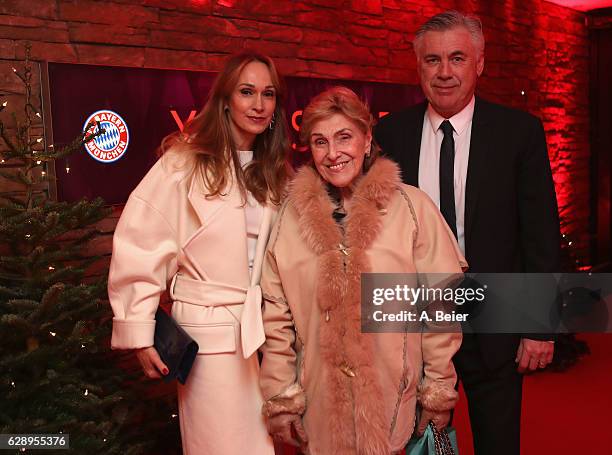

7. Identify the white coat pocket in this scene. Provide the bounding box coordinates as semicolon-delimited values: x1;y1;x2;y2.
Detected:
179;323;237;354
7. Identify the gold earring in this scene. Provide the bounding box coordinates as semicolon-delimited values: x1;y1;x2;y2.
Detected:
269;112;276;130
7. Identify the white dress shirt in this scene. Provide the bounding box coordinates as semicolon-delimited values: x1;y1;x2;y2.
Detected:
418;96;475;254
238;150;264;274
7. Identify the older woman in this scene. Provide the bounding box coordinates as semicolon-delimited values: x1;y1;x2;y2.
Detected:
259;86;466;454
108;53;291;454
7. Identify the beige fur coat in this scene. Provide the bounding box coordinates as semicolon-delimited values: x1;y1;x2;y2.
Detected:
259;158;466;454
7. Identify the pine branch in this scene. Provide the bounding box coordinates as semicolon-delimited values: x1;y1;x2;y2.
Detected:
35;283;65;321
3;298;38;312
0;285;23;300
0;193;27;208
0;122;20;156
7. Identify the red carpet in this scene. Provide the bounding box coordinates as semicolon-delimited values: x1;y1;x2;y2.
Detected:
453;334;612;454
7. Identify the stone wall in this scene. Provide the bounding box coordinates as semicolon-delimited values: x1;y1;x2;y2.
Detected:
0;0;591;262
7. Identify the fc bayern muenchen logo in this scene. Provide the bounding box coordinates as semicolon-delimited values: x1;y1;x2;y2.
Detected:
83;110;129;163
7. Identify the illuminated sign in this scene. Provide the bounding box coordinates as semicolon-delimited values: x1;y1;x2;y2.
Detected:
170;109;389;151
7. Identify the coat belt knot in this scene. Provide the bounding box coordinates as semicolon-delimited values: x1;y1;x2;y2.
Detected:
170;274;265;359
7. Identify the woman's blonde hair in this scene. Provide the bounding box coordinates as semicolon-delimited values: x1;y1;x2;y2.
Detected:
299;86;380;165
160;52;290;204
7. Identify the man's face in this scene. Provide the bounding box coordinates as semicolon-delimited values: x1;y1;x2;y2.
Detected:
416;26;484;118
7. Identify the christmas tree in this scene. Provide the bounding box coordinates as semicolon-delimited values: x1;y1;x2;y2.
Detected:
0;45;181;454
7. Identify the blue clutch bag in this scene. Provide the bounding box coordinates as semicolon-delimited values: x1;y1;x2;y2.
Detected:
406;423;458;455
154;308;199;384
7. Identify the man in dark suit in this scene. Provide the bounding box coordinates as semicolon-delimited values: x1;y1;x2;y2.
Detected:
375;10;560;455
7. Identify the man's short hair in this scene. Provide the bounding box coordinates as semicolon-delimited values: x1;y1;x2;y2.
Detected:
413;10;485;56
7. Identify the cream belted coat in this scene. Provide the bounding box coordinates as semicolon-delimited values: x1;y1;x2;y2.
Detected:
108;151;275;455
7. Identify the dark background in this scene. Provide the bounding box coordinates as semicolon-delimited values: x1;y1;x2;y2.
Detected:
48;62;422;205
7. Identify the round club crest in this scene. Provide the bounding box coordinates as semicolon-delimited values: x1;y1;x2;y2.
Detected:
82;110;130;163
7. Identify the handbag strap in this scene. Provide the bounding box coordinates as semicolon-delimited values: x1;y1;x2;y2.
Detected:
430;422;455;455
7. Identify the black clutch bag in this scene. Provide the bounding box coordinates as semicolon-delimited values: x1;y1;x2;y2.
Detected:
154;308;199;384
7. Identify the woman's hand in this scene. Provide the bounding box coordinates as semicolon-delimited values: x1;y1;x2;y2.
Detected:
266;412;308;448
134;346;169;379
416;408;451;436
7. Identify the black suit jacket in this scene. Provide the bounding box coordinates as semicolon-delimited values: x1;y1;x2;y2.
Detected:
375;98;561;366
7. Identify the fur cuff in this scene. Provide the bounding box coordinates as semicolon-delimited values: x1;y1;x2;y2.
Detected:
262;383;306;417
417;382;458;412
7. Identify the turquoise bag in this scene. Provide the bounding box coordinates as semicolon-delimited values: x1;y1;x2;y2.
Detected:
405;423;458;455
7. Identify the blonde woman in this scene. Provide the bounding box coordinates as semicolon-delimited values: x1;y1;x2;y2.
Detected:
259;87;465;454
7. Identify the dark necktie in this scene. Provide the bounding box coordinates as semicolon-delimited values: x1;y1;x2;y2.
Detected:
439;120;457;239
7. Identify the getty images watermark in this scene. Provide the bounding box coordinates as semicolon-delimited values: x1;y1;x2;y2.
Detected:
371;281;485;323
361;273;471;332
361;273;612;333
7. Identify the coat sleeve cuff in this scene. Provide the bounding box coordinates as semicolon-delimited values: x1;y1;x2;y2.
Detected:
262;383;306;417
111;318;156;349
417;381;459;412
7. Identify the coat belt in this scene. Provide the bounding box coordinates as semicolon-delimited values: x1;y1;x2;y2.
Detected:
169;274;265;359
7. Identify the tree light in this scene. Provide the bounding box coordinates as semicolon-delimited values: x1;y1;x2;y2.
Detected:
36;138;43;143
66;166;70;174
84;389;89;396
49;331;56;337
48;266;55;271
1;101;7;107
36;160;41;165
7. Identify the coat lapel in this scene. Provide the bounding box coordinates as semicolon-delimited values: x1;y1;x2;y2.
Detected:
185;173;250;286
187;171;231;228
464;98;490;258
250;204;277;286
405;102;427;187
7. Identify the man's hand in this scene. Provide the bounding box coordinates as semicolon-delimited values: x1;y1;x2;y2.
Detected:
416;408;451;436
266;413;308;448
515;338;554;373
